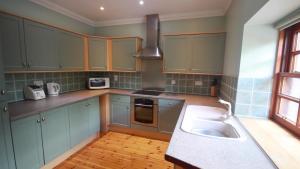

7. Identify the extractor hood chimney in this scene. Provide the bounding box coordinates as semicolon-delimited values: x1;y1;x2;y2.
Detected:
135;14;163;59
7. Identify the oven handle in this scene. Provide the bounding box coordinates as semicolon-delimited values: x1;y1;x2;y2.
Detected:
134;104;153;108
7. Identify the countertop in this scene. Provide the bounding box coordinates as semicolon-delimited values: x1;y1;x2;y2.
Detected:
8;89;277;169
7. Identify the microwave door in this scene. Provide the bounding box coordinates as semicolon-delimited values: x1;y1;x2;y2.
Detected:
91;80;105;87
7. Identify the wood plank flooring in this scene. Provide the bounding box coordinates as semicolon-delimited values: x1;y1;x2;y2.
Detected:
55;132;174;169
240;118;300;169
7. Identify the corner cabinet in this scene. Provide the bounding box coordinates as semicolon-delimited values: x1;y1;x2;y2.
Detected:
58;31;84;70
158;99;183;134
11;97;100;169
163;33;225;75
88;37;107;70
111;38;142;72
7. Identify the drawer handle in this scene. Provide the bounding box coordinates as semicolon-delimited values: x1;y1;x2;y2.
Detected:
37;119;41;123
3;105;8;112
1;89;6;95
41;117;46;122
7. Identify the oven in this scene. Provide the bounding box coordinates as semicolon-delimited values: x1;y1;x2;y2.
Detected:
88;78;110;89
131;97;158;128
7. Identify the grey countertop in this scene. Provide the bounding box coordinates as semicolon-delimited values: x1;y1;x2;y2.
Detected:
8;89;277;169
165;104;278;169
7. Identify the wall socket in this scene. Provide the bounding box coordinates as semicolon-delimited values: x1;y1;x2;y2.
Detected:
195;80;203;86
114;75;118;82
171;80;176;85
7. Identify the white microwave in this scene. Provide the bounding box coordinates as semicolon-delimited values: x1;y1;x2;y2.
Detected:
88;78;110;89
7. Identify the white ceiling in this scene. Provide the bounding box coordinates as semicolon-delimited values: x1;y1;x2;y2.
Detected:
30;0;232;27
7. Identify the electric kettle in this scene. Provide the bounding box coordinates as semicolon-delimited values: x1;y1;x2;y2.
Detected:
47;83;61;96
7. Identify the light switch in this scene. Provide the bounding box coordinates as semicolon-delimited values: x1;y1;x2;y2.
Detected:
114;75;118;82
171;80;176;85
195;81;203;86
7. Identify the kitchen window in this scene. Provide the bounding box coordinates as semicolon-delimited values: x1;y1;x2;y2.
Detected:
271;22;300;136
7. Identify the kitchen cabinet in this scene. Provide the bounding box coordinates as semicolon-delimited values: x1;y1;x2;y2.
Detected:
110;94;130;127
59;31;84;70
89;38;107;70
163;36;190;73
69;100;90;147
0;13;26;71
24;20;59;70
88;97;101;136
111;38;141;71
158;99;183;134
11;114;44;169
163;33;225;74
41;106;70;163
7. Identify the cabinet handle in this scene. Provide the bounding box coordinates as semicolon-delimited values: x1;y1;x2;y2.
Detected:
41;117;46;122
27;63;31;69
3;105;8;112
37;119;41;123
59;65;63;69
1;89;6;95
22;62;27;68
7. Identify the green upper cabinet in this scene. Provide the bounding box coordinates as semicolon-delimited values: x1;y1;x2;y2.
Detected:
24;20;59;70
158;99;183;134
69;100;90;147
41;106;70;163
111;38;137;71
59;31;84;70
163;33;225;74
190;34;225;74
163;36;190;73
89;38;107;70
87;97;100;136
11;114;44;169
0;13;26;71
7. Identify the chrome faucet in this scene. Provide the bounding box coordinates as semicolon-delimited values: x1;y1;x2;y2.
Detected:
218;99;232;119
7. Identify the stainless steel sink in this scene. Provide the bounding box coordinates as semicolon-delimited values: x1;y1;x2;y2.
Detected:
181;105;243;140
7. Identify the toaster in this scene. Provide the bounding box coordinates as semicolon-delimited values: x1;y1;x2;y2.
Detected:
24;85;46;100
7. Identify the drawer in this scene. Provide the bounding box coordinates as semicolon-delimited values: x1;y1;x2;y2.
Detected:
110;94;130;103
159;99;183;107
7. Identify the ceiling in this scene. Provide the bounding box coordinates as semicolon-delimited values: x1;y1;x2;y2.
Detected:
30;0;232;27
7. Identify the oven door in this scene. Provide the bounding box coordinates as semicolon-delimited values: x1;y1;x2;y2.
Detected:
131;102;158;128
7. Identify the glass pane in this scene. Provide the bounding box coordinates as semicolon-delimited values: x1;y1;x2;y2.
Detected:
281;77;300;99
278;98;299;124
296;33;300;51
294;54;300;73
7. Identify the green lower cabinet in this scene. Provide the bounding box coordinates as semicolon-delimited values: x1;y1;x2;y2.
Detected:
88;97;100;136
69;101;90;147
158;99;183;134
41;107;70;163
11;114;44;169
110;96;130;127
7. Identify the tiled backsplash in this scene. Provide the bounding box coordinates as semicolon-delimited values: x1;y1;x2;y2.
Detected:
5;71;222;102
234;77;272;118
220;75;238;113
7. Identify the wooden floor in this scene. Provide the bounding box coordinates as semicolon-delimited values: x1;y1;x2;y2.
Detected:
55;132;174;169
240;118;300;169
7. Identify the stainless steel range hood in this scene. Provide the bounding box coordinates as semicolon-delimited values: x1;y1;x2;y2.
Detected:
135;14;163;59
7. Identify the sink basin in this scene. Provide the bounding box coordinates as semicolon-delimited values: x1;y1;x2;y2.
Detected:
181;105;242;139
185;105;227;121
181;119;240;139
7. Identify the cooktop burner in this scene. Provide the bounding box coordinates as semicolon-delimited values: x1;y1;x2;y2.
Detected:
132;90;162;96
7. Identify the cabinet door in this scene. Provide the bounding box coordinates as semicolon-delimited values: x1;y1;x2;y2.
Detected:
0;13;26;71
59;31;84;70
11;115;44;169
89;38;107;70
88;97;100;135
163;36;189;73
158;99;183;134
111;101;130;127
190;34;225;74
0;34;6;102
112;38;136;71
24;20;59;70
0;106;9;169
69;101;90;147
41;106;70;163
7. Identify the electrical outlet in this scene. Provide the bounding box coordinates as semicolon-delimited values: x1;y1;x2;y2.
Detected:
114;75;118;82
171;80;176;85
195;80;203;86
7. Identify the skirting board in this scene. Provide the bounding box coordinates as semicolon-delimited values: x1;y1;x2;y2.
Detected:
41;133;99;169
